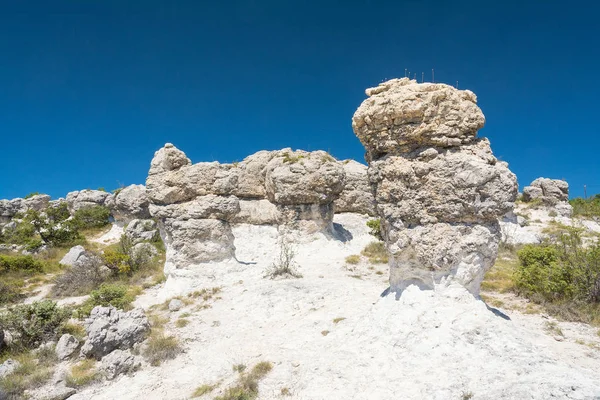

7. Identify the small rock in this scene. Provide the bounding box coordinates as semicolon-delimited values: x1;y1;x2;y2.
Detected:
169;299;183;312
100;349;141;380
56;334;79;360
554;335;565;342
60;245;86;267
0;359;20;379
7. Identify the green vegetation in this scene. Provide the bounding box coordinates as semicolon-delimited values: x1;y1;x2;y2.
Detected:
366;219;383;241
345;254;360;265
0;351;56;398
23;192;40;199
73;205;111;229
193;383;219;397
215;361;273;400
570;195;600;218
76;283;134;317
361;242;388;264
282;152;305;164
265;241;302;279
0;254;43;274
0;300;71;350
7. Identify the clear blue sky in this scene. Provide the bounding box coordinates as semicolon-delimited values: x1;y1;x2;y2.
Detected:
1;0;598;200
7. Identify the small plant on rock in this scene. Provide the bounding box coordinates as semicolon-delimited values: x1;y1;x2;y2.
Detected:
366;219;383;241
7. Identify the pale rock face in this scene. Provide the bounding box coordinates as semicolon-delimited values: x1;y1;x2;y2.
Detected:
334;160;376;215
353;78;485;159
0;194;51;222
0;359;19;379
264;150;345;205
66;190;112;212
146;144;348;270
100;349;141;380
107;184;150;222
80;306;150;360
55;334;79;360
125;219;159;244
59;245;86;267
352;78;517;296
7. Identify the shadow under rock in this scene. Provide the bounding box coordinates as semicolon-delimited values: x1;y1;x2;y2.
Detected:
234;256;258;266
485;303;512;320
332;223;353;243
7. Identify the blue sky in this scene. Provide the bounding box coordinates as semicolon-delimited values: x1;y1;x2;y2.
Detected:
1;0;598;199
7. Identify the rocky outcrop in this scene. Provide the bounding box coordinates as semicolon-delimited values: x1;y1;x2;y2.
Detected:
146;144;347;268
66;190;112;212
105;185;150;222
80;306;150;360
522;178;572;216
0;194;51;223
352;78;517;295
333;160;376;215
100;349;141;380
124;219;158;244
59;245;87;267
55;334;79;360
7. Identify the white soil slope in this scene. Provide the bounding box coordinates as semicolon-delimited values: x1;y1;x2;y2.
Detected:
70;214;600;400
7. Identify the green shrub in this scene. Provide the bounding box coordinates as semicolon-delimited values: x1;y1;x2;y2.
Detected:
19;207;80;247
570;195;600;218
515;228;600;303
73;206;111;229
0;300;71;349
23;192;40;199
366;219;383;241
0;254;44;274
102;249;131;274
76;283;133;317
0;281;23;305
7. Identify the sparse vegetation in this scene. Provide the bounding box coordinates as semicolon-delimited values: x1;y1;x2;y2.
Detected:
142;332;182;366
544;321;564;337
345;254;360;265
461;391;474;400
66;359;99;388
265;240;302;279
282;152;305;164
333;317;346;324
0;351;55;397
76;283;134;317
73;205;111;229
175;318;189;328
361;241;388;264
23;192;40;199
193;383;219;397
570;195;600;218
280;387;292;396
215;361;273;400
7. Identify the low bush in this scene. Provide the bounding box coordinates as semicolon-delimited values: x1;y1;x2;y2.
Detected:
76;283;133;317
53;253;107;297
345;255;360;265
265;240;302;279
0;254;43;274
366;219;383;241
73;205;111;229
570;195;600;218
0;300;71;350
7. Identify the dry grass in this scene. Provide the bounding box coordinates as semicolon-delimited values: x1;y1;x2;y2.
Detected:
215;361;273;400
66;358;99;388
544;321;564;337
480;255;518;293
175;318;189;328
280;387;292;396
321;330;330;336
361;242;388;264
143;332;182;366
193;383;219;397
345;255;360;265
332;317;346;324
0;352;55;397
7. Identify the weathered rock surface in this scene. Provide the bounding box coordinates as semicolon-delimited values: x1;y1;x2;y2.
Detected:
168;298;183;311
125;219;159;244
80;306;150;360
66;190;112;212
334;160;376;215
55;334;79;360
146;145;348;268
60;245;86;267
0;359;19;379
106;185;150;222
352;78;517;295
100;349;141;380
522;178;572;216
0;194;51;222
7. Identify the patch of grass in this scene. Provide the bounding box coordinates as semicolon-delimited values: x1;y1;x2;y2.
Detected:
544;321;564;337
0;352;54;397
143;332;182;366
193;383;219;397
332;317;346;324
189;287;222;301
282;152;305;164
361;242;388;264
349;274;362;280
321;330;330;336
233;364;247;373
215;361;273;400
375;270;384;275
66;359;99;388
180;312;191;318
345;255;360;265
280;387;292;396
481;257;518;293
175;318;189;328
461;391;474;400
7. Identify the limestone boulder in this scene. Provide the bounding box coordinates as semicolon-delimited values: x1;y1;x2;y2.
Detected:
100;349;141;380
522;178;570;205
125;219;159;244
80;306;150;360
352;78;517;296
55;334;79;360
107;184;150;222
59;245;86;267
0;194;51;222
66;190;112;212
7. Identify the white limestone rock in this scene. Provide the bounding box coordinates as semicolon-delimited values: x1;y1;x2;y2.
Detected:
55;334;79;360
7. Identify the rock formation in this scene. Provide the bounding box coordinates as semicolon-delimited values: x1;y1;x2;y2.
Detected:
522;177;572;216
146;144;347;268
105;184;151;222
66;189;112;212
333;160;376;216
0;194;50;223
352;78;517;295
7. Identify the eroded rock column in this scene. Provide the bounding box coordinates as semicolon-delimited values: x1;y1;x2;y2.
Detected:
352;78;518;295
